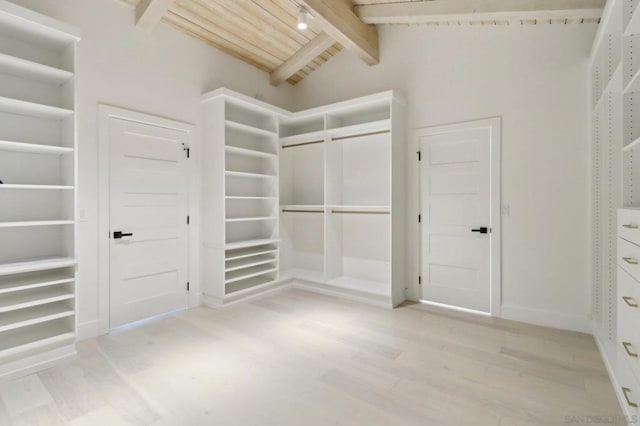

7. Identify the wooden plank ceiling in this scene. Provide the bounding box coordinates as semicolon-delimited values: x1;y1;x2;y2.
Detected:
118;0;603;85
121;0;343;85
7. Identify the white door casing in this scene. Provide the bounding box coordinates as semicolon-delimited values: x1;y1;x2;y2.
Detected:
417;118;501;314
97;105;194;334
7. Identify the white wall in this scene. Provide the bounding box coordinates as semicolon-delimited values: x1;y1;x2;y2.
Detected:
7;0;295;338
292;24;596;332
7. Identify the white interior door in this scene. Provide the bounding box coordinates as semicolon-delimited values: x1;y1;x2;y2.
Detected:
109;117;189;328
419;119;500;313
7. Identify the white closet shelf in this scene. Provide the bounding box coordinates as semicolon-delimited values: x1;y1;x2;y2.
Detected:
327;119;391;139
225;145;276;159
0;184;74;190
0;302;74;333
225;120;277;138
0;271;73;295
0;322;74;359
226;275;276;295
225;255;277;272
225;170;276;179
329;205;391;214
593;63;621;111
225;264;278;284
0;52;73;84
225;196;276;200
225;246;278;262
326;276;390;297
0;96;73;120
281;205;324;210
0;257;77;276
0;220;74;228
280;130;325;147
623;64;640;95
0;287;74;313
0;140;73;155
225;238;280;250
225;216;277;223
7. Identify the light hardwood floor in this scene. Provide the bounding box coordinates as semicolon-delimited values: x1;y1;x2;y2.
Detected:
0;289;623;425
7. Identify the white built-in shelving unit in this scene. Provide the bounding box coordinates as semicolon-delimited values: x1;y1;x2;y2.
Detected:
203;89;406;307
0;0;79;380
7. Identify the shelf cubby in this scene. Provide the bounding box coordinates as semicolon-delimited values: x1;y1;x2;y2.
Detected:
0;268;74;294
226;272;277;295
326;101;390;130
225;244;278;262
225;263;278;284
0;285;73;314
280;208;324;282
0;319;74;360
225;254;278;273
280;139;324;206
226;150;277;177
226;100;277;135
0;301;73;333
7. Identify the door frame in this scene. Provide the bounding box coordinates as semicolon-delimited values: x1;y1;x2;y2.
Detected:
414;117;502;316
97;105;195;335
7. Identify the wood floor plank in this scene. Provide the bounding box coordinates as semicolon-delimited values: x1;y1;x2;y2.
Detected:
0;289;623;425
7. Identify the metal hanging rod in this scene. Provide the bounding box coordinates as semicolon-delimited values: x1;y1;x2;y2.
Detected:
331;130;390;142
331;210;390;215
281;139;324;149
282;209;324;213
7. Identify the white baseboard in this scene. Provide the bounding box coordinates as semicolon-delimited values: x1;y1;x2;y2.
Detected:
501;304;590;333
76;320;102;341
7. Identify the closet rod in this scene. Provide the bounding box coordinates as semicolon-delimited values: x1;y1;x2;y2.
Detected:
331;210;390;215
282;209;324;213
331;130;390;142
281;139;324;149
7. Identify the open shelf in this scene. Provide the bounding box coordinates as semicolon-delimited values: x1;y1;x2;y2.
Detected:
280;130;325;147
0;302;73;333
0;321;74;359
0;184;74;190
226;274;277;295
225;170;276;179
225;120;277;138
0;270;73;294
327;119;391;139
0;140;73;155
0;257;76;276
0;287;73;314
225;238;280;251
0;52;73;84
225;216;277;223
225;255;277;272
225;263;278;284
225;145;276;159
226;195;276;200
225;245;278;262
0;96;73;120
0;220;74;228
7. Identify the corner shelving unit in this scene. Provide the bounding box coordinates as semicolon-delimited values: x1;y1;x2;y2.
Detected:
0;0;79;380
202;89;406;308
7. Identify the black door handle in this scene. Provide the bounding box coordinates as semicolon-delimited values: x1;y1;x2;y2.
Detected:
471;227;490;234
113;231;133;239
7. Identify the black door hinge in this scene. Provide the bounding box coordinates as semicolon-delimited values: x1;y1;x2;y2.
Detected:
187;215;190;225
183;144;190;158
418;276;422;285
187;282;190;291
416;151;421;161
418;214;421;223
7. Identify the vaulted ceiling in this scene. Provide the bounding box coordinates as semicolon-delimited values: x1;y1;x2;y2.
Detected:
118;0;605;86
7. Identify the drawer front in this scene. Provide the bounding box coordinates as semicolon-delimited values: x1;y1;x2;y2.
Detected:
619;209;640;246
618;238;640;283
618;349;640;419
619;266;640;326
619;300;640;383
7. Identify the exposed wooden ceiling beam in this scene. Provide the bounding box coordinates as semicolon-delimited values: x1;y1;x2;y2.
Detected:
136;0;174;32
297;0;379;65
355;0;605;24
271;32;334;86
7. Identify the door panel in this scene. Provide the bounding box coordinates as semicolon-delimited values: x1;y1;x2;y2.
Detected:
420;126;493;312
109;118;188;328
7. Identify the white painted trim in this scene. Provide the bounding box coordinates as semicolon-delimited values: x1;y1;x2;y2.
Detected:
414;117;502;317
97;104;195;337
419;299;491;317
501;304;590;333
76;319;101;341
